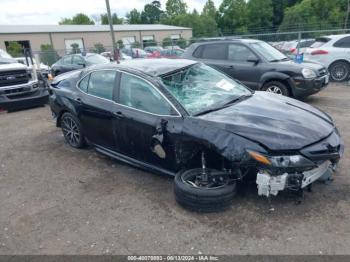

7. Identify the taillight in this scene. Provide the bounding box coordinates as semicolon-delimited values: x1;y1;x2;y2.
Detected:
290;48;296;53
311;50;328;55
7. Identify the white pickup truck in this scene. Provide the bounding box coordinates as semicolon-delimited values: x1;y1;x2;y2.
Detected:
0;49;48;111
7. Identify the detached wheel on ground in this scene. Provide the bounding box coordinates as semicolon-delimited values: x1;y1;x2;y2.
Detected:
60;112;85;148
174;168;237;212
329;61;350;82
262;81;290;96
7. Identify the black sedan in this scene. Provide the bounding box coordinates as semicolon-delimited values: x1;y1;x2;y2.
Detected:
49;59;344;212
51;53;110;76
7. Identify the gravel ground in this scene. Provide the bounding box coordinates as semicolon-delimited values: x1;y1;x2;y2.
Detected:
0;82;349;255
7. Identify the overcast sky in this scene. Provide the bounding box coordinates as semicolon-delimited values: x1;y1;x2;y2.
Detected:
1;0;222;25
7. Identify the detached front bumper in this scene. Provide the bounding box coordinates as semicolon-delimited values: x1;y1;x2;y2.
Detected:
256;161;336;197
291;74;330;98
0;81;49;111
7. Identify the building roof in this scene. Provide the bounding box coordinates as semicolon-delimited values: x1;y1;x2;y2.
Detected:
0;24;191;34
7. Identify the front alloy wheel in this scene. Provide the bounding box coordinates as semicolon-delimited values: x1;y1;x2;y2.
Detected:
329;61;350;82
174;168;237;212
61;112;85;148
262;81;290;96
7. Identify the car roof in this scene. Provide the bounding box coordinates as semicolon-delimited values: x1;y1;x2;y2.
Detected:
320;34;350;40
84;58;198;77
195;38;263;45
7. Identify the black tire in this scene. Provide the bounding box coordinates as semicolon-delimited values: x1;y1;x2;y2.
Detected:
60;112;85;148
329;61;350;82
262;81;290;96
174;168;237;212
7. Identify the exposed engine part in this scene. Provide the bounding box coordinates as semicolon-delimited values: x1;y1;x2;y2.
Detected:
256;171;288;197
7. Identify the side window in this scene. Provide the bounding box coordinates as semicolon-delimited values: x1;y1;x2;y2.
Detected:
88;71;116;100
62;56;72;65
193;45;204;58
202;44;227;60
72;55;85;65
119;73;175;115
334;36;350;48
228;44;257;62
78;74;90;92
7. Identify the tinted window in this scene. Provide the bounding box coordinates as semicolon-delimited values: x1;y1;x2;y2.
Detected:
88;71;116;100
62;56;72;65
228;44;256;62
310;37;330;48
334;36;350;48
72;55;85;65
193;45;204;58
201;44;227;60
119;73;174;115
78;74;90;92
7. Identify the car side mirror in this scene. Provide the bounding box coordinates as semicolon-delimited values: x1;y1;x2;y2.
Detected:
247;58;260;64
78;62;86;68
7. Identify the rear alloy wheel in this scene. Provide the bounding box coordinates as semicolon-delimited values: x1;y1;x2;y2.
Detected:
329;61;350;82
262;81;290;96
61;112;85;148
174;168;236;212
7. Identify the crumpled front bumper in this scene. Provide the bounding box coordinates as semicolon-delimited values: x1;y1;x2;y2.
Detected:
256;160;336;197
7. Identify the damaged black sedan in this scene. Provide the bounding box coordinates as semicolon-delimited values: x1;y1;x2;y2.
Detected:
49;59;344;212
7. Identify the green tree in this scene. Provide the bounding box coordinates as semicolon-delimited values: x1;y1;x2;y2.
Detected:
271;0;302;29
279;0;346;31
162;37;173;47
247;0;273;33
101;13;123;24
126;8;142;24
131;41;141;48
175;37;187;48
116;40;124;49
40;44;59;66
92;42;106;53
59;13;95;25
141;1;163;24
70;43;81;54
165;0;187;17
202;0;217;19
6;41;22;57
218;0;248;35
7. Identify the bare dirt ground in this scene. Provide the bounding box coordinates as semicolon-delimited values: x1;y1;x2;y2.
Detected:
0;82;349;255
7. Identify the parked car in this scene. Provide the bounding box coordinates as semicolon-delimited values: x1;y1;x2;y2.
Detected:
147;48;184;59
51;53;110;76
290;39;315;55
303;34;350;82
144;46;163;53
49;59;343;212
100;51;132;61
182;39;329;98
121;48;148;59
0;49;48;111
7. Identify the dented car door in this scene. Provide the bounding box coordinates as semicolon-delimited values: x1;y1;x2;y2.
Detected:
114;71;181;170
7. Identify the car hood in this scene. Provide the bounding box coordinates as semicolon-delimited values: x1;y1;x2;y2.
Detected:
275;59;324;71
198;92;334;151
0;62;27;71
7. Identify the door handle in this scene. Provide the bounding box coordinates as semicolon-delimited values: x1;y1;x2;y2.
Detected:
113;111;124;119
75;98;82;104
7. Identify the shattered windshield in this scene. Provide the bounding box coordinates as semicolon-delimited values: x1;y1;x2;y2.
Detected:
160;63;251;115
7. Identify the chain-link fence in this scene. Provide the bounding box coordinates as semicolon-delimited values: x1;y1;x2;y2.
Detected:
10;27;349;69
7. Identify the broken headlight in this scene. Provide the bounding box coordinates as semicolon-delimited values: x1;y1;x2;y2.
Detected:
248;151;316;168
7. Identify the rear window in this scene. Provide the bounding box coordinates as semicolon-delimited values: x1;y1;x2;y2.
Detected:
333;36;350;48
310;38;330;48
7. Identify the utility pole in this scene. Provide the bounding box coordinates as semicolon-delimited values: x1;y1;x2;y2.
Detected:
105;0;119;63
345;0;350;30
